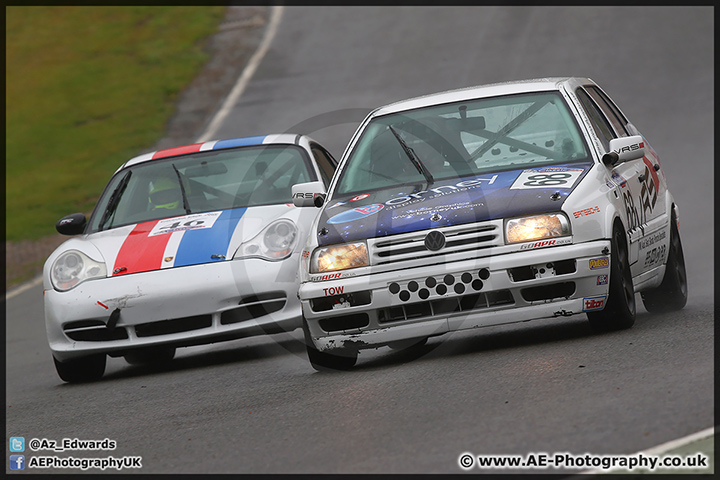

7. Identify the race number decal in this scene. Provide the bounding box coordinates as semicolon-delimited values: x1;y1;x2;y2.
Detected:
510;168;584;190
149;211;222;236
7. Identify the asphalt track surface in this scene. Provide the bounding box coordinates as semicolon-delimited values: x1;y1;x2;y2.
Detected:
5;6;714;474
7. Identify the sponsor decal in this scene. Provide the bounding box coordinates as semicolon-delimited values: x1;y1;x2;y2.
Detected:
639;230;666;250
327;204;384;224
596;274;608;285
583;295;606;311
611;171;627;188
519;237;572;250
350;194;370;201
510;168;584;190
113;209;245;275
292;192;323;200
323;285;345;296
572;206;600;219
310;271;356;282
613;141;644;155
384;175;498;208
589;257;609;270
301;250;310;258
149;211;222;237
640;157;660;216
643;244;667;268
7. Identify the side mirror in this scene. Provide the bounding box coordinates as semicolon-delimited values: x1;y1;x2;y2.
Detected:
291;181;326;208
56;213;87;236
604;135;645;166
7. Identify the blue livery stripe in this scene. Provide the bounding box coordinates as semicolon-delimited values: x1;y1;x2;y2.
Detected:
213;136;268;150
174;208;246;267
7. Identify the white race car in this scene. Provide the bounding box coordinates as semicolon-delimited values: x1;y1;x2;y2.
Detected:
44;134;337;382
292;77;687;371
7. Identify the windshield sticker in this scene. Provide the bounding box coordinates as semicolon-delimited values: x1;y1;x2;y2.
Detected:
510;168;584;190
149;211;222;236
327;204;384;224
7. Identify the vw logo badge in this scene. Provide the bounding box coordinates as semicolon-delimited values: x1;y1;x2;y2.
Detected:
430;212;442;222
424;230;446;251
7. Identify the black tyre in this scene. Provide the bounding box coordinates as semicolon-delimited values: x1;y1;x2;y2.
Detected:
53;354;106;383
641;213;688;312
302;319;357;371
587;225;635;331
124;346;176;366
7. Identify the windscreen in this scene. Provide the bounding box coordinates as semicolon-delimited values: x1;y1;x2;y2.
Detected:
88;145;314;232
335;91;590;196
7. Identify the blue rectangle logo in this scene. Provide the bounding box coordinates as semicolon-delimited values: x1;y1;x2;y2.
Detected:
10;455;25;470
9;437;24;452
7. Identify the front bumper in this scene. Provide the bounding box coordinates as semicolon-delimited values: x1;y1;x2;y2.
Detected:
44;258;302;360
300;240;611;352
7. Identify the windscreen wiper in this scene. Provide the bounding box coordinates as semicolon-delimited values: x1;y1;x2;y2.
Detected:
388;125;434;185
98;170;132;231
171;164;192;214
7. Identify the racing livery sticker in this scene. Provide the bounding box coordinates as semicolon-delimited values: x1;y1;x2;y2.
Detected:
510;167;584;190
643;244;667;268
519;237;572;250
583;296;606;312
596;274;608;285
327;204;384;224
112;208;246;275
589;257;609;270
573;206;600;219
149;211;222;237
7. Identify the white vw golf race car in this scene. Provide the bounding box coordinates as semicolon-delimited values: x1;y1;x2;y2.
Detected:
292;77;687;371
44;134;337;382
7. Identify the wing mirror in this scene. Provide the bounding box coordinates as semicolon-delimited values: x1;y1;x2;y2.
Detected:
56;213;87;236
291;181;326;208
602;135;645;166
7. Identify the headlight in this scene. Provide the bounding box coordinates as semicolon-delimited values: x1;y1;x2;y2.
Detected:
311;242;369;273
234;219;298;261
51;250;107;291
505;213;570;244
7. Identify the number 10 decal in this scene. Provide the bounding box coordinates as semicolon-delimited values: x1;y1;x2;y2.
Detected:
510;168;584;189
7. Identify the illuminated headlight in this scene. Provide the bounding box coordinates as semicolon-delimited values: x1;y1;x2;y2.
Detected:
505;213;571;244
51;250;107;291
234;219;298;261
310;242;369;273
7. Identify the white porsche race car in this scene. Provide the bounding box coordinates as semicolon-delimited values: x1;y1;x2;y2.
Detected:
44;134;337;382
292;77;687;371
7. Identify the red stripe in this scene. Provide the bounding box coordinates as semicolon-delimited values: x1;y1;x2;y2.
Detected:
112;221;172;276
152;143;203;159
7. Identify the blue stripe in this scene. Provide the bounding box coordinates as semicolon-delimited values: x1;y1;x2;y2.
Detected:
213;136;268;150
174;208;246;266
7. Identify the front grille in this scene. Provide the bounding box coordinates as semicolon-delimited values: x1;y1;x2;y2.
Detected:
369;221;502;267
319;313;370;332
378;289;514;323
135;315;212;337
520;282;576;302
221;292;287;325
64;320;129;341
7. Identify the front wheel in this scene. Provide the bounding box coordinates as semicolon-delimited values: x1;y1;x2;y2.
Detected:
641;213;688;313
53;354;106;383
587;226;635;331
302;319;357;371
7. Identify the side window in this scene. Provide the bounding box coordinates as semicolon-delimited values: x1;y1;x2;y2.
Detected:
310;144;337;188
586;86;629;137
575;89;617;151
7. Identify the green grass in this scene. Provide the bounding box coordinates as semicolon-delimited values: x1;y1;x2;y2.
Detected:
6;6;227;242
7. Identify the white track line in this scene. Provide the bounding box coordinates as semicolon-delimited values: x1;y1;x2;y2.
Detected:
579;425;715;474
5;6;285;301
195;5;285;143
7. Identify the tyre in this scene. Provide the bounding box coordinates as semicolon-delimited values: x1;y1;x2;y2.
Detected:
302;319;357;371
641;212;688;312
124;346;176;366
587;225;635;331
53;354;106;383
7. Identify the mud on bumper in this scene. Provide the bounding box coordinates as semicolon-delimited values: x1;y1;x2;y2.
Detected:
300;240;611;352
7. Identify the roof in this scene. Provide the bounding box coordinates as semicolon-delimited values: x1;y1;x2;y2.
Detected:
371;77;590;117
117;133;305;172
